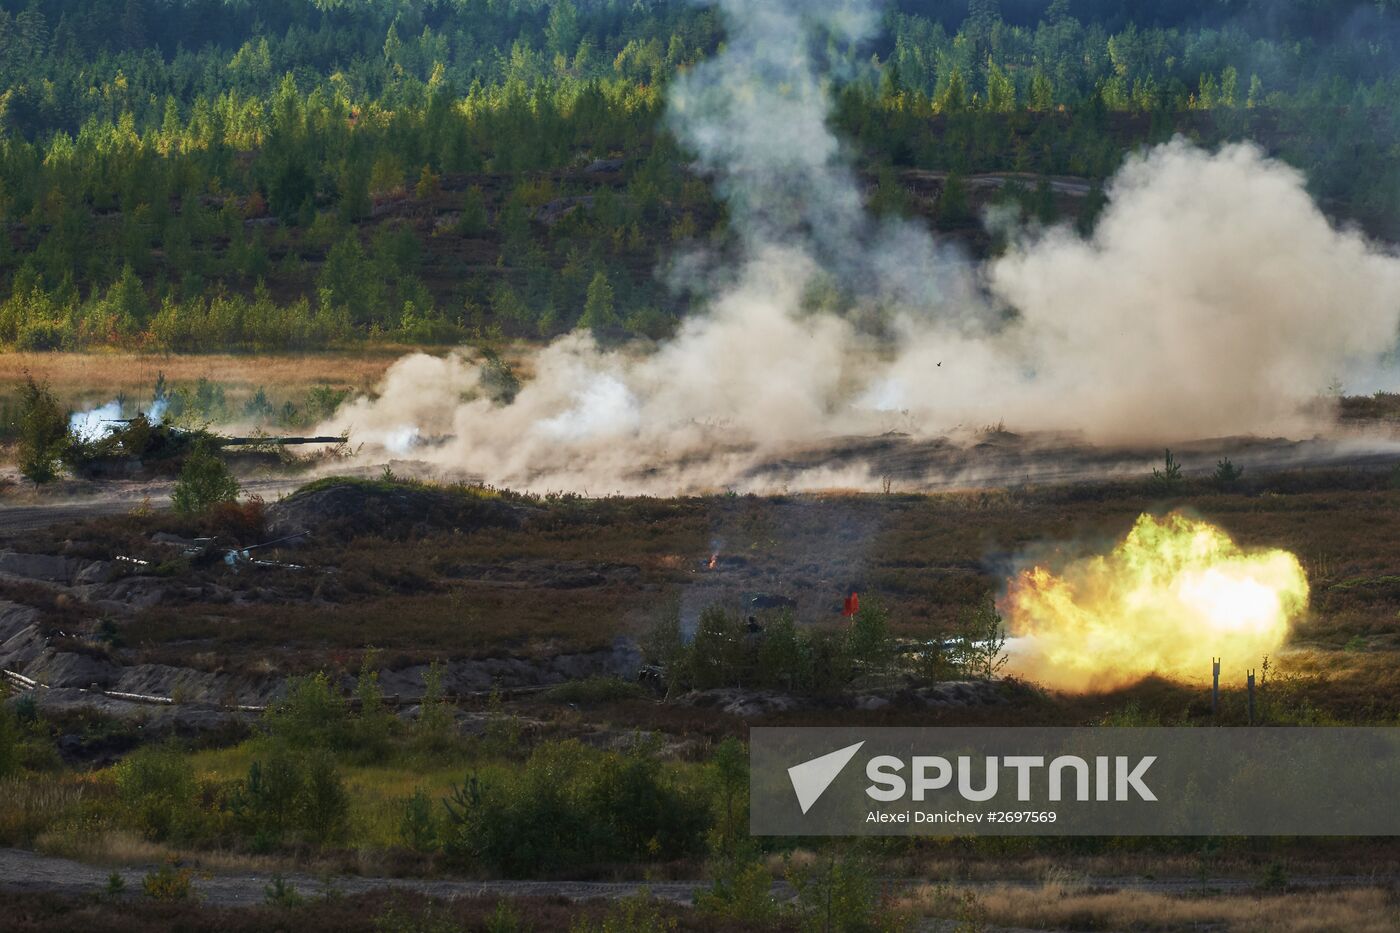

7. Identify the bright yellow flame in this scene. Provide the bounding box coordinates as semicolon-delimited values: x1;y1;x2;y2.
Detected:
1002;512;1308;691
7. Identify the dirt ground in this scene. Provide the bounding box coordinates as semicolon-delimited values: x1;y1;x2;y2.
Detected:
7;455;1400;723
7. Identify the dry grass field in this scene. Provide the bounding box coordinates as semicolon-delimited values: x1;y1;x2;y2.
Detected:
0;351;406;401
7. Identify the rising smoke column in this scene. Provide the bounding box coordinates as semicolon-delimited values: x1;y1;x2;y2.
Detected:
665;0;980;317
319;1;1400;493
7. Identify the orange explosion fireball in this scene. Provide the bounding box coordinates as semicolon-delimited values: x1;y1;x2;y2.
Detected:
1001;512;1309;691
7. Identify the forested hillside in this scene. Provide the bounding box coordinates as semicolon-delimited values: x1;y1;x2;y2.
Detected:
1;0;1398;351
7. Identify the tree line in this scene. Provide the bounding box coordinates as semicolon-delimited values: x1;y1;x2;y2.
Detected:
1;0;1398;351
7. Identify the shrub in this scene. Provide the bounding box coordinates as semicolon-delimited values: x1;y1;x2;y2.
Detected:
230;743;349;849
787;849;903;933
478;349;520;405
351;655;396;758
231;747;303;848
1150;448;1184;492
299;750;350;846
1214;456;1244;486
104;871;126;898
115;746;202;842
456;186;489;236
16;318;69;351
485;900;529;933
805;628;855;695
16;376;67;484
756;612;810;691
171;440;240;514
373;894;461;933
399;787;438;853
443;741;709;876
695;857;777;923
847;600;895;673
142;859;194;901
707;737;748;857
482;688;523;758
640;604;685;670
206;496;266;538
948;597;1008;680
264;874;305;907
570;891;678;933
262;672;351;751
686;606;751;689
305;384;350;420
413;661;457;755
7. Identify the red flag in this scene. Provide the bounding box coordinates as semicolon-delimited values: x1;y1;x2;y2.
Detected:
843;591;859;618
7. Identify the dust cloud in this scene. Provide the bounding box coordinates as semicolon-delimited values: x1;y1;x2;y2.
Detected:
319;0;1400;494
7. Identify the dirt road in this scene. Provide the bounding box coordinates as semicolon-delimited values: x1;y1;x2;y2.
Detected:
0;847;705;906
0;477;304;538
0;847;1391;910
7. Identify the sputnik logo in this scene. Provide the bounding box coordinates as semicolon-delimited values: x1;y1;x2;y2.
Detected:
788;741;864;814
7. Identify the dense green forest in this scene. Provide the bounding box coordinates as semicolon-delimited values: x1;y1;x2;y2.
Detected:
1;0;1399;351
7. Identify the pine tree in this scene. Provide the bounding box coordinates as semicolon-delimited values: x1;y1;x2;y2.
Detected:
17;376;67;485
937;172;970;226
579;269;617;335
935;67;968;114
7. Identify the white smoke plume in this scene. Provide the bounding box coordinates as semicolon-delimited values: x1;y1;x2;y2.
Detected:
319;0;1400;494
69;400;125;443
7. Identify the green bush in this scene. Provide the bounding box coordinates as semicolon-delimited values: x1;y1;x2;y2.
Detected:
695;857;777;923
142;859;193;901
413;661;457;756
262;672;351;751
948;597;1008;680
707;737;749;857
171;440;240;514
685;606;751;690
847;600;895;673
299;750;351;846
264;873;305;907
805;628;856;695
230;744;349;849
399;787;439;853
787;849;904;933
16;376;68;484
457;186;489;236
443;740;709;876
351;657;396;758
115;746;202;842
1214;456;1244;486
755;612;810;691
663;603;861;694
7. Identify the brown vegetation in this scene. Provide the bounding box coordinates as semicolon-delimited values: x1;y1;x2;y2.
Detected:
907;882;1400;932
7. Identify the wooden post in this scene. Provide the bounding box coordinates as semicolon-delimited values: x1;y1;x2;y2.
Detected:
1211;658;1221;717
1247;669;1256;725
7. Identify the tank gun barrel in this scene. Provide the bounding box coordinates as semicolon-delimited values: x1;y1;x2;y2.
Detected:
215;435;344;446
